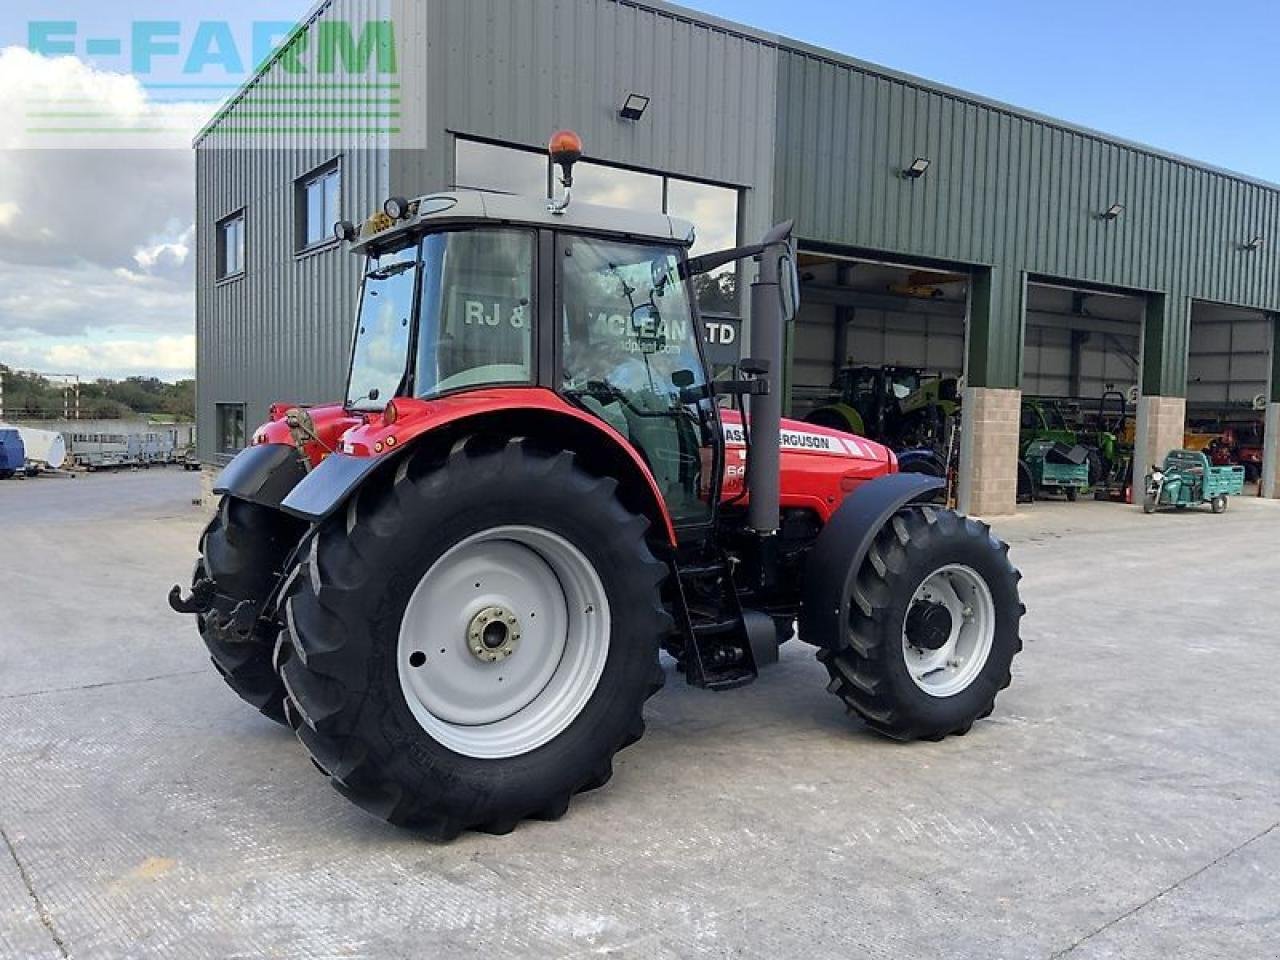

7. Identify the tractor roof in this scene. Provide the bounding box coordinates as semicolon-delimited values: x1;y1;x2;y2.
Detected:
353;190;697;255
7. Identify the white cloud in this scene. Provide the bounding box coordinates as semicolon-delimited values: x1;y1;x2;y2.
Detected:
0;47;203;381
0;335;195;381
134;224;195;272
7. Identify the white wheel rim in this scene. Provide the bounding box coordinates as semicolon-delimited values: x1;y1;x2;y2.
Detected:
901;564;995;698
397;525;609;759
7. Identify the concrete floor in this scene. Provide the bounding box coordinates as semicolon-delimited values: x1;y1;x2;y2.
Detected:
0;470;1277;959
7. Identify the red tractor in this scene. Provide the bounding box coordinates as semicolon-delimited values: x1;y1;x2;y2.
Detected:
172;132;1023;839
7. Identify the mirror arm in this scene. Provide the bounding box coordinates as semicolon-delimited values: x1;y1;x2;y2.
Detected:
682;242;766;279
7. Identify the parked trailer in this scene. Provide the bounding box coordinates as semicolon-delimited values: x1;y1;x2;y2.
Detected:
0;429;24;479
0;424;66;471
138;431;179;465
67;432;132;470
67;429;179;469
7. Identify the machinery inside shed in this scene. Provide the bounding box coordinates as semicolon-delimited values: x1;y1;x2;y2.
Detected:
1186;302;1273;485
1018;282;1145;502
788;252;969;487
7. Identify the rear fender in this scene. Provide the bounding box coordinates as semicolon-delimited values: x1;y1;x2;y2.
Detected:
280;390;678;545
797;472;944;649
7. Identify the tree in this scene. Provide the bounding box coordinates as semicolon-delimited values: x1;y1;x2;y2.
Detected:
693;270;738;317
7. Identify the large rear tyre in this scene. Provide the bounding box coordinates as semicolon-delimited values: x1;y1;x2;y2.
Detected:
817;506;1024;741
196;497;304;724
278;438;669;838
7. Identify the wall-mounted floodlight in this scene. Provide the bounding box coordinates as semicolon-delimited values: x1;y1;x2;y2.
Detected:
1244;235;1264;252
1100;203;1125;221
902;157;931;180
619;93;650;121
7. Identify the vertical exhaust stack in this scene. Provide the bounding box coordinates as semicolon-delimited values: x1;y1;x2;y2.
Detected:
746;221;796;536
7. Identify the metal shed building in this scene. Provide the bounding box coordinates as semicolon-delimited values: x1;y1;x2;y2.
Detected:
195;0;1280;514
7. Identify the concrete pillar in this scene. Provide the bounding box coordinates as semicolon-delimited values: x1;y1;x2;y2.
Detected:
957;267;1024;518
958;386;1021;517
1263;316;1280;499
1132;395;1186;500
1262;403;1280;499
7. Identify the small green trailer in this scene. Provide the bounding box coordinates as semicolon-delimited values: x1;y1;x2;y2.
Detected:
1143;450;1245;514
1023;439;1090;501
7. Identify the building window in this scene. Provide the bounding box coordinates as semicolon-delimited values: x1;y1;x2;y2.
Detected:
454;138;550;197
216;403;246;454
573;161;664;210
216;211;245;280
666;178;740;316
298;160;342;250
452;138;741;315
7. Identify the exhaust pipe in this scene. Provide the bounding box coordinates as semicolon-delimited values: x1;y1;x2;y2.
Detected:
746;221;796;536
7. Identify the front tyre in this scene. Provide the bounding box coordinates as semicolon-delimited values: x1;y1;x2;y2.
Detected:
279;438;668;838
197;497;304;724
818;507;1024;740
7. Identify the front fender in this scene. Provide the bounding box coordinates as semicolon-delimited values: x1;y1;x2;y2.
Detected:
213;443;308;509
279;451;390;522
797;472;944;649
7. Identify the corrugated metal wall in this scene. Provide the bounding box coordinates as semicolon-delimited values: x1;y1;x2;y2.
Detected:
194;0;391;461
196;0;778;462
772;46;1280;391
196;0;1280;462
389;0;778;240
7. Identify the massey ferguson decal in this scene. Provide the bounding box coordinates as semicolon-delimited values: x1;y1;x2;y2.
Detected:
722;422;873;459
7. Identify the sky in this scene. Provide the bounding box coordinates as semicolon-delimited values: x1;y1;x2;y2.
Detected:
0;0;1275;383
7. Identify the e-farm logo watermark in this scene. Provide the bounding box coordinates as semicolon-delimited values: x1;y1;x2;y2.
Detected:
24;16;401;145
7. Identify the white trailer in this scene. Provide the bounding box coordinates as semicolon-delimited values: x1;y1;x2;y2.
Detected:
0;424;67;471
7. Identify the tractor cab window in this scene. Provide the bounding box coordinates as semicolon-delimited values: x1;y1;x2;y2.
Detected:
559;236;716;525
416;229;535;397
346;243;418;410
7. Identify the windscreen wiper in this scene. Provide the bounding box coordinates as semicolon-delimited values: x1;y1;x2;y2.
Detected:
366;261;416;281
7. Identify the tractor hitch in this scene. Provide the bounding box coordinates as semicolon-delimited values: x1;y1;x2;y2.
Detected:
168;578;215;615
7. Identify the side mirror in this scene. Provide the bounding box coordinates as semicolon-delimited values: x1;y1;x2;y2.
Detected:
778;252;800;320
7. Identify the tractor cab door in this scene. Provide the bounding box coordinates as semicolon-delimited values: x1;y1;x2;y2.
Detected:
557;234;720;533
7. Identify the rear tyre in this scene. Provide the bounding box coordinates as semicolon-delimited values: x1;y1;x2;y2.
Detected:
278;437;669;838
817;506;1024;741
1016;461;1035;504
197;497;305;724
1085;449;1105;488
1211;494;1227;514
1065;487;1079;502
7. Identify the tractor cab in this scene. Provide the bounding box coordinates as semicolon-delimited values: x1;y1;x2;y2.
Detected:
338;187;719;527
334;131;796;534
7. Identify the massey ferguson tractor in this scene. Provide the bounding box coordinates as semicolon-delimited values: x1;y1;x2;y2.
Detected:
172;131;1023;839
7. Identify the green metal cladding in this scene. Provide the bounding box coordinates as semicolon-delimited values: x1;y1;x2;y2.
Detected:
771;45;1280;392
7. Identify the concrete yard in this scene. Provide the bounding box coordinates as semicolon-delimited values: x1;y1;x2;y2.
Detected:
0;470;1277;959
